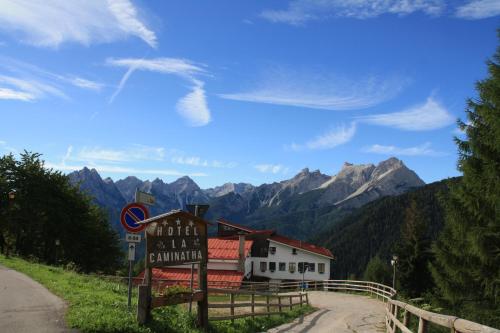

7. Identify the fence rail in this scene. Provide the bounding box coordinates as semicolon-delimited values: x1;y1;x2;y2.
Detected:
99;274;499;332
207;288;308;322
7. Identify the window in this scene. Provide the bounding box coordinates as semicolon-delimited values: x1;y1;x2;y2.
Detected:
260;262;267;272
308;263;315;272
269;246;276;255
279;262;286;271
318;263;325;274
289;262;296;273
298;262;308;273
292;248;297;255
269;262;276;272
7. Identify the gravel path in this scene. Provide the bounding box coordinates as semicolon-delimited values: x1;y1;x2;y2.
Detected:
268;291;386;333
0;264;74;333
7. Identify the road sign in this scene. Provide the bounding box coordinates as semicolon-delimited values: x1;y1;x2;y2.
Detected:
128;243;136;261
126;233;142;243
135;189;155;206
120;203;149;233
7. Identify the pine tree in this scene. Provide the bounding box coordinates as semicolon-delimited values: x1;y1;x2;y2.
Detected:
431;32;500;327
397;200;433;297
363;256;392;286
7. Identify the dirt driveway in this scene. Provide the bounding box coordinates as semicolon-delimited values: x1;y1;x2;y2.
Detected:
268;291;386;333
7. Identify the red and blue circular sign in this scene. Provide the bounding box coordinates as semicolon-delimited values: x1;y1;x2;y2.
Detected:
120;203;149;233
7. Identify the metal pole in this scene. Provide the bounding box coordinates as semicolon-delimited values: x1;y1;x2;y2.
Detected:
189;262;194;313
128;257;133;309
392;263;396;290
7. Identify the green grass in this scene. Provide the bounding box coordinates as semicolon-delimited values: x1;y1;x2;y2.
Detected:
0;255;316;333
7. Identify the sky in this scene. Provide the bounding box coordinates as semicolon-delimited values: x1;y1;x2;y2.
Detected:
0;0;499;189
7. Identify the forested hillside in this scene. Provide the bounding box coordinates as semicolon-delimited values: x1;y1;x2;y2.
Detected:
315;178;458;280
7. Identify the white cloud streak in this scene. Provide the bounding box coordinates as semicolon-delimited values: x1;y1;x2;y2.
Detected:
261;0;444;25
254;164;289;174
0;87;34;101
107;57;211;126
0;0;157;48
455;0;500;19
0;74;67;100
219;69;406;111
363;142;444;156
73;145;165;163
288;122;356;151
359;97;454;131
171;155;237;169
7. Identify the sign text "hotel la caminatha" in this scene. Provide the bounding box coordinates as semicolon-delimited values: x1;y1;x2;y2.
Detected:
145;214;207;267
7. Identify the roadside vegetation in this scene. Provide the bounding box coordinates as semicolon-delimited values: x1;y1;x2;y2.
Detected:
0;254;315;333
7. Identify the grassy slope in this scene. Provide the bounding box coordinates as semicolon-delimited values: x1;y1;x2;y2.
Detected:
0;255;314;333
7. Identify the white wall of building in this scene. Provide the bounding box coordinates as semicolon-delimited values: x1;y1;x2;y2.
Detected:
249;240;331;281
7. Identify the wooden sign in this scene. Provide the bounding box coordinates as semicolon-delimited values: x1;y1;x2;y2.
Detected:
145;215;207;267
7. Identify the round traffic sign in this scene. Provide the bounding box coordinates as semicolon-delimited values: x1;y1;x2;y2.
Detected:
120;203;149;233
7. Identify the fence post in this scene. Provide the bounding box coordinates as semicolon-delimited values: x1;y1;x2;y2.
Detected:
300;293;303;307
230;293;235;323
418;317;428;333
278;296;282;313
289;295;293;310
266;295;270;317
306;292;309;305
251;293;255;319
403;310;409;327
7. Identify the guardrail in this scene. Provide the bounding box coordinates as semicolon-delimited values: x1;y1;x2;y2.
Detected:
386;299;500;333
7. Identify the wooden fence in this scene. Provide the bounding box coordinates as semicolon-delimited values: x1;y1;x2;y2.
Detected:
207;288;308;322
100;275;500;332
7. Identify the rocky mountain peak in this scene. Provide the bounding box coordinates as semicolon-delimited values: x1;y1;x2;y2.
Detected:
170;176;200;193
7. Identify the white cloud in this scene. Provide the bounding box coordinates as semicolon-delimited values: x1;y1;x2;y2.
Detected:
66;145;165;163
68;77;103;91
219;69;406;111
176;81;211;126
455;0;500;19
0;87;34;101
46;161;207;177
359;97;454;131
363;142;445;156
254;164;289;174
0;74;67;100
107;57;211;126
171;155;237;169
289;122;356;151
260;0;444;25
0;0;157;48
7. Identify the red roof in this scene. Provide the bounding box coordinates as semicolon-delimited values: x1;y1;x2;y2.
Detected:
217;218;333;258
270;234;333;258
139;268;244;288
208;238;253;260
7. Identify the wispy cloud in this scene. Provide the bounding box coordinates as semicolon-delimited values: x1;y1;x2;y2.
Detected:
171;154;237;169
46;161;207;178
219;68;407;111
0;56;103;102
288;122;356;151
0;74;67;101
363;142;445;156
359;97;454;131
455;0;500;19
107;57;211;126
254;164;289;174
70;145;166;163
0;0;157;48
176;80;211;126
260;0;444;25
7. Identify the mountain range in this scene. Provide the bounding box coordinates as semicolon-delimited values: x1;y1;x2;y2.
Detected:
68;157;425;240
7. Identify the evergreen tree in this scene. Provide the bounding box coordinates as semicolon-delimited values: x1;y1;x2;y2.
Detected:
363;256;392;286
397;200;433;297
0;151;123;273
431;33;500;327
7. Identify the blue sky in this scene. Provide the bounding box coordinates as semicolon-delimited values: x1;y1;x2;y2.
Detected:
0;0;499;188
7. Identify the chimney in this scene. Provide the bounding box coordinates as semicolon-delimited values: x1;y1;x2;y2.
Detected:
238;234;245;273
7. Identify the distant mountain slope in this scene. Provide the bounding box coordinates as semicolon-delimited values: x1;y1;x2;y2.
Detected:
67;157;425;240
313;177;459;279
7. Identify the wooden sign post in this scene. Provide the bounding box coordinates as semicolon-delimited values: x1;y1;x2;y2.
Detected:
136;210;209;330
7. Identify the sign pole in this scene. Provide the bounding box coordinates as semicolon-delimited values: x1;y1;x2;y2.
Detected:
127;255;133;309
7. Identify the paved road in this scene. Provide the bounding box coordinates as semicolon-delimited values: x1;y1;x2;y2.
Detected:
0;265;72;333
268;291;386;333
